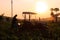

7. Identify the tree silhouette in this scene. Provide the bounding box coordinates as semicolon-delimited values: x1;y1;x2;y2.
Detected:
54;8;59;12
50;8;55;22
50;8;54;17
50;8;60;22
54;8;59;22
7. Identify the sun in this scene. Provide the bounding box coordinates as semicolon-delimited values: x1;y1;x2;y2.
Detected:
35;1;48;13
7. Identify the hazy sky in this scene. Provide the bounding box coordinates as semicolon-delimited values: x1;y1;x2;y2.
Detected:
0;0;60;19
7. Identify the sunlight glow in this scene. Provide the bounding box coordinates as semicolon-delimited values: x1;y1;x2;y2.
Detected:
35;1;48;13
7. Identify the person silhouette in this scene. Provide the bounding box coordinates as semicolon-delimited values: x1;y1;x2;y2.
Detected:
11;14;18;31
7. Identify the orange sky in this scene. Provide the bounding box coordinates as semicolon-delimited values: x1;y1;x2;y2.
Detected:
0;0;60;19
